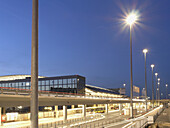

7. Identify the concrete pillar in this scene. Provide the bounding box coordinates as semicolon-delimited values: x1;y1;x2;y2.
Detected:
119;104;123;115
3;107;5;115
63;105;67;122
105;104;108;114
55;106;58;118
0;107;1;126
71;105;75;109
119;104;123;111
82;104;86;117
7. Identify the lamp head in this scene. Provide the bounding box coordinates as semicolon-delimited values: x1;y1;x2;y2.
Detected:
151;64;154;68
126;13;137;26
143;49;148;54
158;78;160;81
155;73;158;76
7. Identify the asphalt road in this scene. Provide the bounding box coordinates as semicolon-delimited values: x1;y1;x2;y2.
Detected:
155;106;170;127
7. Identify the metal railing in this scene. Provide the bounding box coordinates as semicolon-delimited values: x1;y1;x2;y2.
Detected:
19;114;103;128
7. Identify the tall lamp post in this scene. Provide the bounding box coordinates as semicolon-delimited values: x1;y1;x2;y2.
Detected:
158;78;160;101
125;12;138;118
151;64;154;108
123;84;126;95
155;73;158;106
166;84;168;99
31;0;39;128
143;49;148;112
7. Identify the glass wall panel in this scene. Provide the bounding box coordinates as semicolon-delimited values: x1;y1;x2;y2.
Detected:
38;81;41;86
46;80;49;86
63;79;67;84
42;81;45;85
63;85;67;88
59;80;62;84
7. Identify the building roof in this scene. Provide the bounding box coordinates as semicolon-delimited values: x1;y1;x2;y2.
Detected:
0;75;44;81
86;84;120;95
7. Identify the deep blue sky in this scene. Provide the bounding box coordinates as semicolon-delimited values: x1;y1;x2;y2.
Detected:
0;0;169;98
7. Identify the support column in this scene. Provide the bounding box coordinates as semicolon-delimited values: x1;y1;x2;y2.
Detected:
119;104;123;115
82;104;86;117
63;105;67;122
55;106;58;118
71;105;75;109
2;107;5;116
105;104;108;114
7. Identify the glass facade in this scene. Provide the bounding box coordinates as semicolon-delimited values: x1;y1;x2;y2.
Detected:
0;75;85;94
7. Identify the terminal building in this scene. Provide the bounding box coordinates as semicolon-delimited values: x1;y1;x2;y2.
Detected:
0;75;85;94
0;75;128;123
0;75;123;98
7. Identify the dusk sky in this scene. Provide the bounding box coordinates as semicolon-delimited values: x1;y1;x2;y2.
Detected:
0;0;170;98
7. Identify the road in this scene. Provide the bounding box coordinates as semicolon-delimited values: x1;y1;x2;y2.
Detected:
155;106;170;127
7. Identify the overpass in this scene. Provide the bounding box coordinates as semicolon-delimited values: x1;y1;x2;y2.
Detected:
0;87;145;107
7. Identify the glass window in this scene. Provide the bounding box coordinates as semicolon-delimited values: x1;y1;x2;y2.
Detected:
42;86;45;90
74;84;77;88
42;81;45;85
46;80;49;86
63;85;67;88
12;83;15;88
38;81;41;85
63;79;67;84
73;79;77;84
68;84;71;88
68;79;72;84
46;86;50;91
54;80;58;84
50;80;54;85
26;82;30;86
38;86;41;91
59;80;62;84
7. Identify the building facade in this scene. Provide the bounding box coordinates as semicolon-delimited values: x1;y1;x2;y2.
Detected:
0;75;85;94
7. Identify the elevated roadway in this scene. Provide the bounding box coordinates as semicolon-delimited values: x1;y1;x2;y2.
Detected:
0;87;145;107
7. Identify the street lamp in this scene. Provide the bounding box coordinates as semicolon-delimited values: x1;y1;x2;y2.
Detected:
166;84;168;99
123;84;126;95
125;12;138;118
161;93;163;99
143;49;148;112
151;64;154;108
158;78;160;101
155;73;158;106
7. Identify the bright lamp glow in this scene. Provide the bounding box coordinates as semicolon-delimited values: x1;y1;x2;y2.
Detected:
155;73;158;76
151;64;154;68
143;49;148;53
166;84;168;87
158;78;160;81
126;13;137;25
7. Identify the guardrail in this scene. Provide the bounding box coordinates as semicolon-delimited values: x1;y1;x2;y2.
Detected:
147;106;164;124
123;106;164;128
19;114;103;128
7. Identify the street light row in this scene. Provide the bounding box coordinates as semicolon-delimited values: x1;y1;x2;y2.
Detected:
142;49;169;110
124;11;168;118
